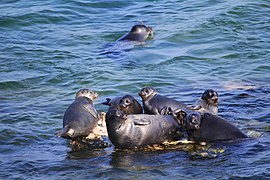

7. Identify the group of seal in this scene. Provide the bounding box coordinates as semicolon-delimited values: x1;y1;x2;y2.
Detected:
56;24;247;149
56;86;247;149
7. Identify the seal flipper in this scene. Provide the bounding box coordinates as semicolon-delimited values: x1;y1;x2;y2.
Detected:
186;105;202;111
160;106;173;115
101;98;112;106
133;117;151;126
55;126;74;138
169;108;187;126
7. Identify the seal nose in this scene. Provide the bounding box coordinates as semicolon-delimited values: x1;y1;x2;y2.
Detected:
146;27;153;36
94;92;99;99
120;103;127;108
212;96;218;104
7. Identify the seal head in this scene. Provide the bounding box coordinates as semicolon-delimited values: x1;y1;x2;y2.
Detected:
185;112;202;130
119;95;143;114
138;87;157;101
117;24;154;42
201;89;218;107
102;94;143;114
76;88;99;101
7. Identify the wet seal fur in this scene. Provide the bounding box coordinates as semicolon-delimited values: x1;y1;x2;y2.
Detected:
105;109;180;149
117;24;153;42
173;110;248;142
56;89;99;139
187;89;219;115
102;94;143;114
138;87;187;115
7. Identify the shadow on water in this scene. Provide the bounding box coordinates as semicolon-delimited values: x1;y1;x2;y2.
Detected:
98;40;154;68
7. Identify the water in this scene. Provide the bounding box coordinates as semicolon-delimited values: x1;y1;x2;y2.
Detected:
1;0;270;179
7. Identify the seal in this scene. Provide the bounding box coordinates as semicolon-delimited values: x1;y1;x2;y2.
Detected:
105;109;180;148
138;87;187;115
102;94;143;114
173;110;248;142
187;89;218;115
117;24;153;42
55;89;99;139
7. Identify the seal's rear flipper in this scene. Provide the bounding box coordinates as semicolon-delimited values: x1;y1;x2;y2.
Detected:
101;98;111;106
55;127;73;139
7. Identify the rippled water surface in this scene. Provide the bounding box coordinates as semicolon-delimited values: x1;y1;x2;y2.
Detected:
1;0;270;179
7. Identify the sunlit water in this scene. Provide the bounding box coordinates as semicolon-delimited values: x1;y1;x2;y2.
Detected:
0;0;270;179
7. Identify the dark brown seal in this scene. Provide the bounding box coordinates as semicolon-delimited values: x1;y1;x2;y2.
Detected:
187;89;219;115
105;109;180;149
56;89;99;139
138;87;187;115
117;24;153;42
173;110;248;142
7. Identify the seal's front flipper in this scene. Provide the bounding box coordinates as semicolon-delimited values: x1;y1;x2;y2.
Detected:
160;106;173;115
133;118;151;126
101;98;112;106
186;105;201;110
171;109;187;126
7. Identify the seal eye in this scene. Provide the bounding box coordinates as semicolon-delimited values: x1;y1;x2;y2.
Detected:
81;89;89;94
125;99;130;104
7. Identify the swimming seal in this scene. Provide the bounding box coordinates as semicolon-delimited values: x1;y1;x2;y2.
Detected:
174;110;248;142
105;109;180;148
102;95;143;114
117;24;153;42
187;89;218;115
56;89;99;139
138;87;187;115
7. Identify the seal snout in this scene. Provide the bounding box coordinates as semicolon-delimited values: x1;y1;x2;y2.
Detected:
212;96;218;105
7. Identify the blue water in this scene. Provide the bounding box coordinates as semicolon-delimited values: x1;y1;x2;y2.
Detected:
1;0;270;179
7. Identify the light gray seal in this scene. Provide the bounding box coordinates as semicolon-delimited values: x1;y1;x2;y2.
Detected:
56;89;99;139
138;87;187;115
187;89;219;115
117;24;153;42
105;109;180;149
102;94;143;114
173;110;248;142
